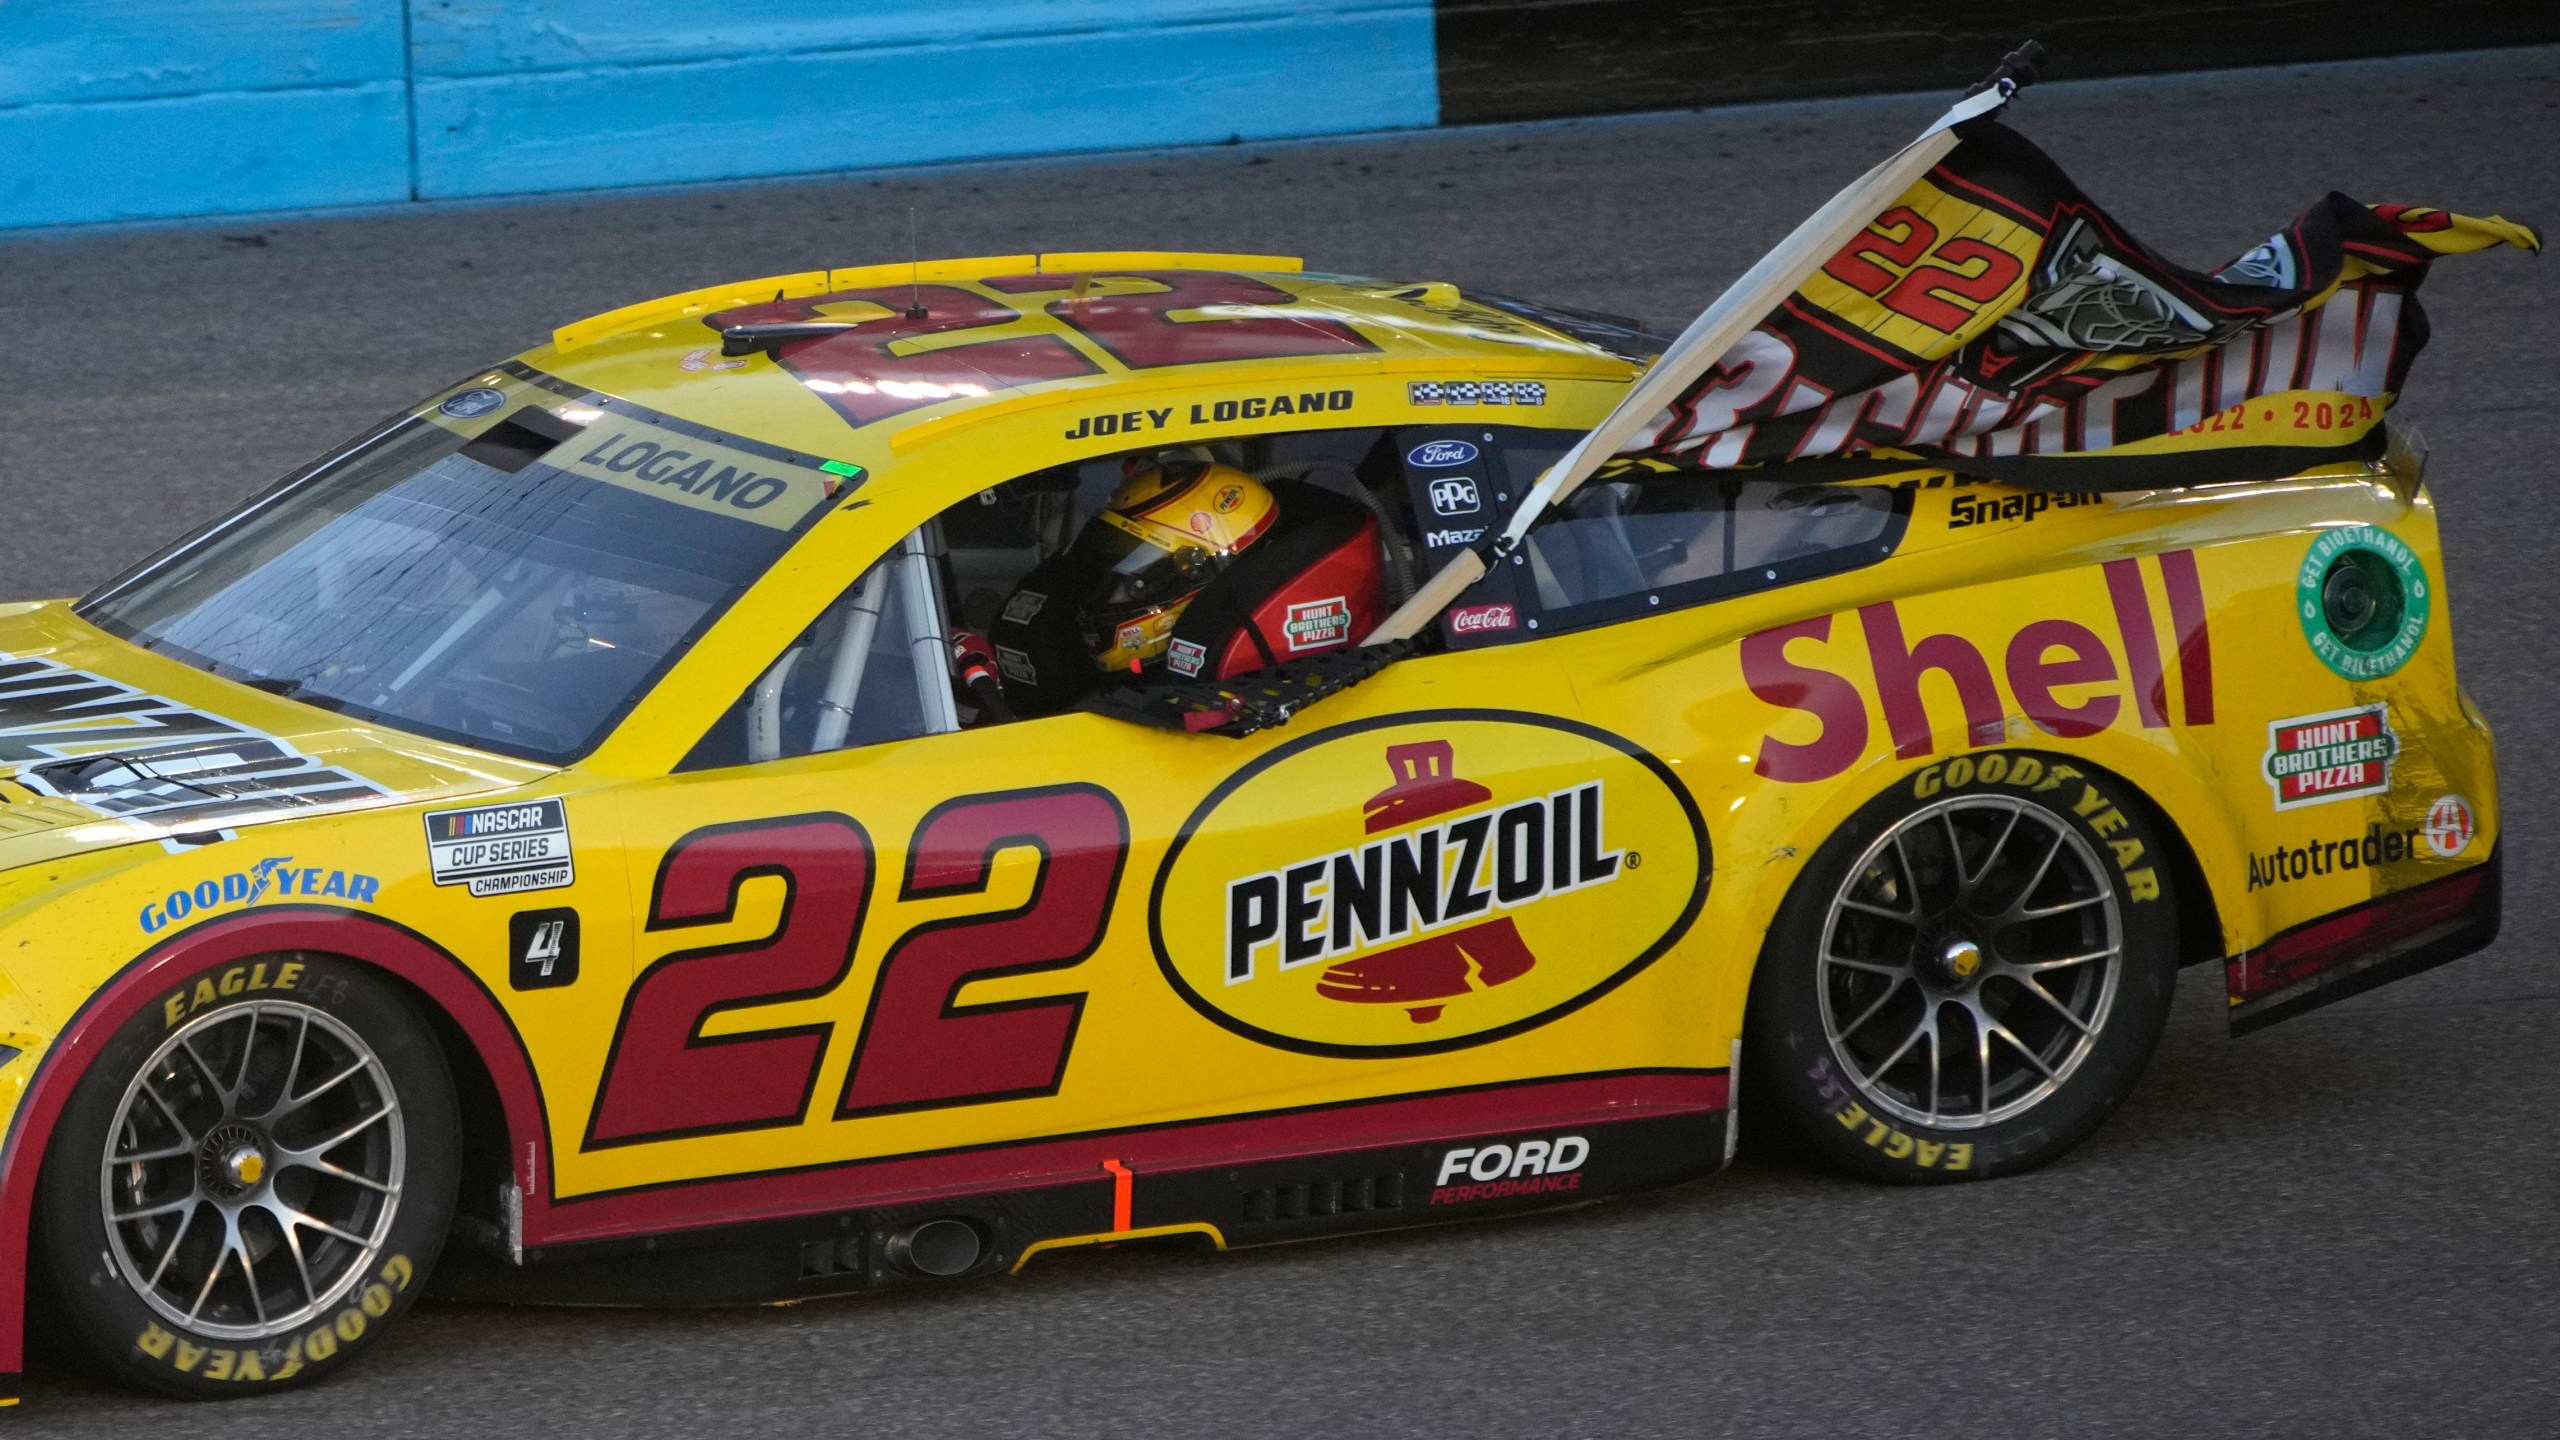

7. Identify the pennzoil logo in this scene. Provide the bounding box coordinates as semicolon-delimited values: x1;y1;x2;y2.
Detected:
1151;713;1707;1056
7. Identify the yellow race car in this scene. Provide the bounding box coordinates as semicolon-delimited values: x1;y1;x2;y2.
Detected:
0;254;2498;1401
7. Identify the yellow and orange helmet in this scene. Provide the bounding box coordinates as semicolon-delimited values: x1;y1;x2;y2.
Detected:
1071;458;1278;672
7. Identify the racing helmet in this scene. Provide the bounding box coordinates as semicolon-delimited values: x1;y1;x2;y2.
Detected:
1070;458;1278;672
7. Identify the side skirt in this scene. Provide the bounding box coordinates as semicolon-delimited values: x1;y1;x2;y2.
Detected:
429;1107;1728;1308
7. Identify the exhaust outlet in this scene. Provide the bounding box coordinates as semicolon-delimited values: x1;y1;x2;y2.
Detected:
885;1218;984;1277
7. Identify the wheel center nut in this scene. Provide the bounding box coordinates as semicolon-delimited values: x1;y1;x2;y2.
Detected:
1936;938;1984;985
198;1123;268;1197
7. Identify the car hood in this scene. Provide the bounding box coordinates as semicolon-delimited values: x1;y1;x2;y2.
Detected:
0;601;553;873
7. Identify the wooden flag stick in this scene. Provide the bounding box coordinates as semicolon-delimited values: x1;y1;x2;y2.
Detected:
1362;46;2042;645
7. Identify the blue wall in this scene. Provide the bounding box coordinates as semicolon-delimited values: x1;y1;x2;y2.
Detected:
0;0;1439;228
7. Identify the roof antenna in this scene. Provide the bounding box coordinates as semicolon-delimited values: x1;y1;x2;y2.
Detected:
905;207;927;319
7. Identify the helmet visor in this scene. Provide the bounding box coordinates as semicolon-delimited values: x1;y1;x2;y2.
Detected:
1071;512;1221;613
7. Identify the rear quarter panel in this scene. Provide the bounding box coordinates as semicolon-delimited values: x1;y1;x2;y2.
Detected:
1545;466;2493;1038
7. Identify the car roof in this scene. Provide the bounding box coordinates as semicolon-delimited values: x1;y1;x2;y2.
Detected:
524;252;1646;467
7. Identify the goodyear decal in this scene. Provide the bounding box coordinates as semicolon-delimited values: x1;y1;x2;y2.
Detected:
139;858;380;934
1150;712;1707;1055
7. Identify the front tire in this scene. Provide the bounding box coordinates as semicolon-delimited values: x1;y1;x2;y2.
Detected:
1745;753;2179;1182
34;953;457;1398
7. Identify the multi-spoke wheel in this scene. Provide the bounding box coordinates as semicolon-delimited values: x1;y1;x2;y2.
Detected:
1745;754;2180;1182
36;955;456;1398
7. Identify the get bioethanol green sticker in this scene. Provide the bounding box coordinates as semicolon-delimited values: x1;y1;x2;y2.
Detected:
2298;525;2429;679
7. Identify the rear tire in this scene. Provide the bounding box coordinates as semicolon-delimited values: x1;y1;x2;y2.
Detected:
34;954;457;1398
1744;753;2178;1183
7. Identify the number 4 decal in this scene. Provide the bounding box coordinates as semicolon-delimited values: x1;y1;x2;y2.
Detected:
583;788;1129;1150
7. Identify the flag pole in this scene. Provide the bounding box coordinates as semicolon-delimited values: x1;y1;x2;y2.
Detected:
1362;43;2045;646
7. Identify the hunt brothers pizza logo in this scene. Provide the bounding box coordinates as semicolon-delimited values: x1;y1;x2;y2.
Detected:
1150;715;1707;1055
2261;704;2398;809
1283;596;1354;652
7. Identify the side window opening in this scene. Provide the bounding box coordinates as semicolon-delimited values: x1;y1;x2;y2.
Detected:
682;425;1424;767
1523;478;1899;613
681;526;958;770
1399;425;1909;647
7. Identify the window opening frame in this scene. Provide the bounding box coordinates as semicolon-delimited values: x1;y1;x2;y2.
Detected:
1396;423;1913;647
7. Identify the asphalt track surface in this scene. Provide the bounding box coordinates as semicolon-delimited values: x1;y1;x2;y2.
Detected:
2;45;2555;1439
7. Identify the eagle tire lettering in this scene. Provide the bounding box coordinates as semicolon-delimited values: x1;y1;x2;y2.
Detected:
34;957;457;1399
1742;750;2181;1184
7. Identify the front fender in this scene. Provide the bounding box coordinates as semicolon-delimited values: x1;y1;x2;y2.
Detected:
0;908;552;1393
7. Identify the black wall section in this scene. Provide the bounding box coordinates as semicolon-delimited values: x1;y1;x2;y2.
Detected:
1435;1;2560;124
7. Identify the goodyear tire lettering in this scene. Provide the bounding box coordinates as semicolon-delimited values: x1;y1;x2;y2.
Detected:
130;1253;415;1384
1909;752;2159;902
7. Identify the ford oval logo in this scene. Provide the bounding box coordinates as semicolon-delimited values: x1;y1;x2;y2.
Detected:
1408;440;1479;469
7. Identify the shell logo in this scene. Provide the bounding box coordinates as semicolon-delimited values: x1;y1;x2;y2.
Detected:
1150;712;1709;1056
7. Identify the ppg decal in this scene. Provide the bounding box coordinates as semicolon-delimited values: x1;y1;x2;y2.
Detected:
1428;477;1482;515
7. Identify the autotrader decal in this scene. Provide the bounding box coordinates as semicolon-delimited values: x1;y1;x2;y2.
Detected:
1151;711;1707;1056
2246;823;2427;891
2422;795;2475;857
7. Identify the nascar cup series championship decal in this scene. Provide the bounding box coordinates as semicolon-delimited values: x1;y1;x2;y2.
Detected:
424;798;574;897
1150;713;1707;1056
2298;525;2429;680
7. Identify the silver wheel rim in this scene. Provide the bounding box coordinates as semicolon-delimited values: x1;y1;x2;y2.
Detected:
1817;796;2124;1131
99;998;406;1341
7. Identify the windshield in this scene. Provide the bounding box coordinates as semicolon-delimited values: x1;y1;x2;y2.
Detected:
80;367;858;764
